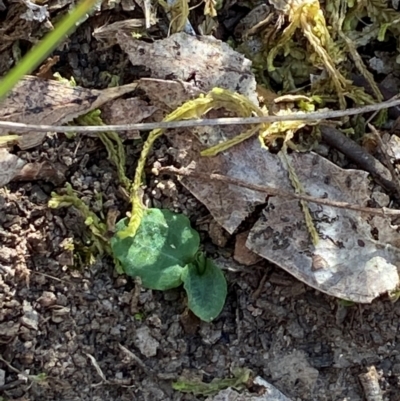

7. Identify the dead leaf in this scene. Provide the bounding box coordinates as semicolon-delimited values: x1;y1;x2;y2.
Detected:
121;0;136;11
46;0;71;11
170;130;400;303
383;133;400;160
100;96;158;139
247;151;400;303
117;32;258;103
234;231;263;266
137;78;203;112
0;148;26;187
36;56;60;79
12;161;67;186
0;76;138;149
170;126;272;234
205;376;294;401
93;19;146;48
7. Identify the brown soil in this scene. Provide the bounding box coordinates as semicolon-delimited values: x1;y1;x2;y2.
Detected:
1;4;400;401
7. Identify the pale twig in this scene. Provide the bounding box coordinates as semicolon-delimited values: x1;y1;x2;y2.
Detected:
159;166;400;217
1;96;400;133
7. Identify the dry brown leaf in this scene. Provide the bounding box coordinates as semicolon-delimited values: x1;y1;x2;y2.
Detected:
170;126;269;233
0;76;138;150
247;151;400;303
234;231;263;266
36;56;60;79
93;19;146;48
12;161;67;186
169;129;400;303
100;96;158;139
137;78;204;112
0;148;26;187
117;32;257;102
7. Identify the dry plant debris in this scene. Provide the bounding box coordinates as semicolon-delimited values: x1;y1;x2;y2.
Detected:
205;376;294;401
0;76;138;149
117;32;258;103
120;37;400;303
92;18;147;48
169;130;400;303
359;366;383;401
3;26;400;305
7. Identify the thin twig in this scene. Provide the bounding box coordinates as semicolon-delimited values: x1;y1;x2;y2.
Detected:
0;379;26;391
320;125;397;194
368;123;400;200
159;165;400;217
0;355;47;384
1;96;400;133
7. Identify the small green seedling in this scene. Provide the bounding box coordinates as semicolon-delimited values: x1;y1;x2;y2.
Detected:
111;208;227;322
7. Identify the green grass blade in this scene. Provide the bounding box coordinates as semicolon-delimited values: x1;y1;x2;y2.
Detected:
0;0;100;100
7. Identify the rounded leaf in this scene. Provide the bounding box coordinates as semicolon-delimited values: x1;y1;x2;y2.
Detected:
111;209;200;290
182;256;227;322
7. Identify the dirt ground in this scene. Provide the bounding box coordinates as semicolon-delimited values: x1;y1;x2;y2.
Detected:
2;127;400;401
2;2;400;401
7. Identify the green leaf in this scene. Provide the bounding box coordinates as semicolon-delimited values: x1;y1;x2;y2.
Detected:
182;254;227;322
111;209;200;290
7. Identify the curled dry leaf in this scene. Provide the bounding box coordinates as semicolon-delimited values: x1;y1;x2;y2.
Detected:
36;56;60;80
0;76;138;149
117;32;258;103
93;19;146;48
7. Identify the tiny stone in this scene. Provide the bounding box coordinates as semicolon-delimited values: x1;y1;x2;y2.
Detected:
371;191;390;207
20;301;39;331
81;43;90;54
114;276;128;288
0;369;5;386
134;326;160;357
392;363;400;374
37;291;57;307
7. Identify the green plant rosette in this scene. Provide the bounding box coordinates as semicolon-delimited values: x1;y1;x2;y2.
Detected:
111;208;200;290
